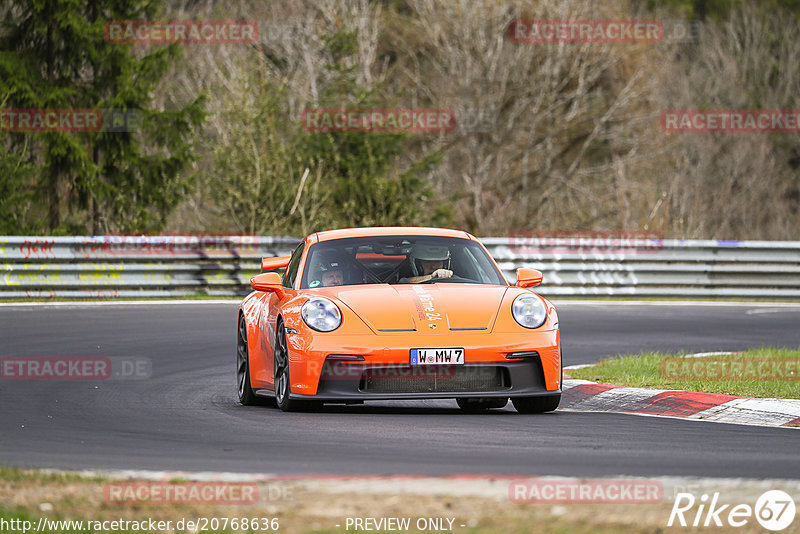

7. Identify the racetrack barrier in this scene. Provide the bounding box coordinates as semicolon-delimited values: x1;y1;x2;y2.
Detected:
2;236;800;299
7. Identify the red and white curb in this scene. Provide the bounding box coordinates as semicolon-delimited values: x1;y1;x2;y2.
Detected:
561;379;800;428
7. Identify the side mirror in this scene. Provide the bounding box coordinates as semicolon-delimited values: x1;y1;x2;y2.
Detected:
262;256;291;272
515;268;543;288
250;272;286;299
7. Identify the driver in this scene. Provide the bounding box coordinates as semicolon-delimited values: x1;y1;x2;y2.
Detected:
321;265;344;287
309;253;346;287
406;244;453;283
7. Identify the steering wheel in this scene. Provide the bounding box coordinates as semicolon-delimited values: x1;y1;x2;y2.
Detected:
421;274;475;284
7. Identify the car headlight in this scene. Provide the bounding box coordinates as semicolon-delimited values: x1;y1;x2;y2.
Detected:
301;297;342;332
512;294;547;329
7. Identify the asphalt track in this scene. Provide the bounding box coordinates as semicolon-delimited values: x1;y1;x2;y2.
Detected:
1;301;799;479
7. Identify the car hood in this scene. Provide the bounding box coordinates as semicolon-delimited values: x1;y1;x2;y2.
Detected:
330;284;509;334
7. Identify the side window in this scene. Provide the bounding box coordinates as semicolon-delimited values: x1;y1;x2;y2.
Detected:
283;243;305;289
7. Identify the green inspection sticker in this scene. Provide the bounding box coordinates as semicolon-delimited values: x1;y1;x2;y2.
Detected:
309;280;321;287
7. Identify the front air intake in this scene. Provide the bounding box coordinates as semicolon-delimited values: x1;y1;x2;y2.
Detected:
359;365;508;393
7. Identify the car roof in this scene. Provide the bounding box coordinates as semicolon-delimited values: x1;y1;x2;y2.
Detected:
311;227;476;243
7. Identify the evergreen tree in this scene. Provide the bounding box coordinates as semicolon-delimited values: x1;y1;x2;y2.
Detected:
0;95;36;233
0;0;204;234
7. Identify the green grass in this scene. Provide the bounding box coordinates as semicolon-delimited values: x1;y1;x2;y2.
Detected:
568;347;800;399
0;466;104;484
0;467;697;534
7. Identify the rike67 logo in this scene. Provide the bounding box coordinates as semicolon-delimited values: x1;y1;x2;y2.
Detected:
668;490;796;531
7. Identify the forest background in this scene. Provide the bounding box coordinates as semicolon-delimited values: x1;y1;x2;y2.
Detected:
1;0;798;239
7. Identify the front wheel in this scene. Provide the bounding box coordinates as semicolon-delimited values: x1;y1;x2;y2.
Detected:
274;321;320;412
512;394;561;414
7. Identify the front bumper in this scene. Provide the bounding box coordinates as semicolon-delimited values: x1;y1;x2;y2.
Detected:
289;359;556;401
284;330;561;399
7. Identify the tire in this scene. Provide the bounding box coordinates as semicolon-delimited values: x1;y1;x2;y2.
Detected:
512;394;561;414
237;313;269;406
456;397;508;412
274;320;321;412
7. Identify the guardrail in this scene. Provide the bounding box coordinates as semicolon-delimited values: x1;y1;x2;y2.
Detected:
0;236;297;299
2;235;800;299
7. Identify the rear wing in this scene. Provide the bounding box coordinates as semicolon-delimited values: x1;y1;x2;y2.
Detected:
261;256;291;272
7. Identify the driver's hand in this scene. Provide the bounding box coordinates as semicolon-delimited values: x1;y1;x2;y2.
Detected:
431;269;453;279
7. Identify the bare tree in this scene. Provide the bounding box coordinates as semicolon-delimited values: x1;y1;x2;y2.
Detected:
388;0;663;235
652;4;800;239
159;0;799;240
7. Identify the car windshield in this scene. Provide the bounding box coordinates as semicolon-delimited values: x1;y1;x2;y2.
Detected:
300;235;507;288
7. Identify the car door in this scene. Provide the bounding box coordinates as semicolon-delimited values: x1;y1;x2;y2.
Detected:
256;242;305;388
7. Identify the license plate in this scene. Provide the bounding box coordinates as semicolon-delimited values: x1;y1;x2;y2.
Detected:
410;348;464;365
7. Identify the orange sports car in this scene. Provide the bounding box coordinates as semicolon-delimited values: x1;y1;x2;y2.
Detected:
236;227;561;413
